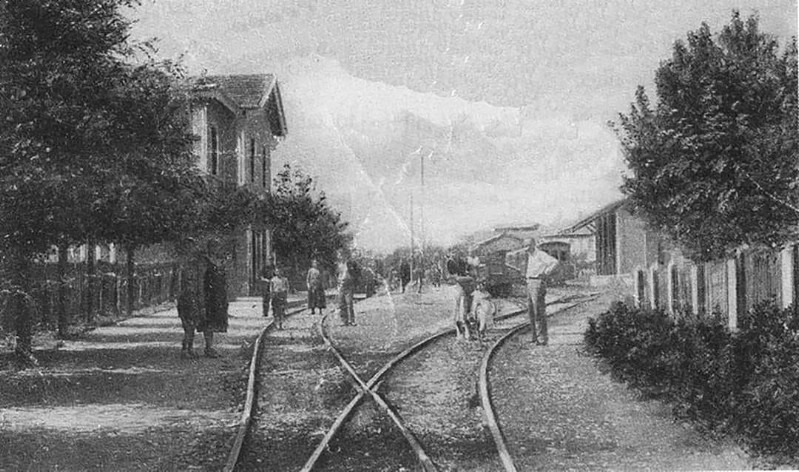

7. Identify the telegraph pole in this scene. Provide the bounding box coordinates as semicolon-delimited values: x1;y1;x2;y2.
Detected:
409;194;414;288
418;151;425;293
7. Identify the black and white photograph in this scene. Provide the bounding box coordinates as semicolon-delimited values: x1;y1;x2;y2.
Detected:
1;0;798;470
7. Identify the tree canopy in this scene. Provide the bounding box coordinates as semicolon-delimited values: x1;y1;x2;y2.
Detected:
613;12;798;261
262;164;351;272
0;0;207;254
0;0;260;358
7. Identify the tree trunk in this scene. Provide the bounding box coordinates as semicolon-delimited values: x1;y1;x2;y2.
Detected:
126;247;135;317
57;243;69;338
9;247;35;363
85;241;95;323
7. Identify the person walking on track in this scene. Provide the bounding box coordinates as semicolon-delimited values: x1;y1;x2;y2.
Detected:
336;251;356;326
306;259;326;314
270;266;290;329
525;238;559;346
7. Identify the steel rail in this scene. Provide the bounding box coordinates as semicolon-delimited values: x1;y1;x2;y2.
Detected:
222;304;310;472
300;299;533;472
478;294;600;472
317;312;439;471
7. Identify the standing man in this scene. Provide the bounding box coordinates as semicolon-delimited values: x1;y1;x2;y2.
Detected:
525;238;559;346
270;266;290;329
306;259;326;314
202;240;229;358
414;255;424;294
399;258;411;293
336;250;356;326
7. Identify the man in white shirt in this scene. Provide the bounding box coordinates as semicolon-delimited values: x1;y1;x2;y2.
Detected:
526;239;559;345
336;251;356;326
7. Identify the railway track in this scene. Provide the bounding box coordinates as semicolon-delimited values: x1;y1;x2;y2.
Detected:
228;289;597;471
478;294;599;472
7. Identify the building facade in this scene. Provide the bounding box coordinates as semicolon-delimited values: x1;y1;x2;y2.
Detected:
573;198;799;330
189;74;287;297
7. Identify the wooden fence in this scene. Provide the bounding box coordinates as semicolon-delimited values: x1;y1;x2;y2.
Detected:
2;261;178;330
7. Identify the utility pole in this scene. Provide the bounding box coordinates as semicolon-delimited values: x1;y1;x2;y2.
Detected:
409;193;414;289
418;151;425;293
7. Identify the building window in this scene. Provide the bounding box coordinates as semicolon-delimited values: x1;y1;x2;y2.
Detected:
209;126;219;175
262;145;270;189
238;132;246;185
670;264;679;313
250;138;256;183
651;266;660;309
696;264;706;316
637;270;646;307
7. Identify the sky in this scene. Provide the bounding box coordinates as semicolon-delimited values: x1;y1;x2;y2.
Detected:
129;0;798;252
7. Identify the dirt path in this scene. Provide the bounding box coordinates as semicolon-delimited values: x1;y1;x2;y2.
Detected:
1;286;760;471
0;298;272;472
492;293;754;471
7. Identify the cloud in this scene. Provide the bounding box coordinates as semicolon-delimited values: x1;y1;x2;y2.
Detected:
270;55;625;251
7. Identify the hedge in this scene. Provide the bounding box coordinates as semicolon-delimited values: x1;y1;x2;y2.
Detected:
585;301;799;459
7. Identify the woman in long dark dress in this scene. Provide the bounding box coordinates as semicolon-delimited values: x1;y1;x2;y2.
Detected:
306;259;326;314
202;246;228;358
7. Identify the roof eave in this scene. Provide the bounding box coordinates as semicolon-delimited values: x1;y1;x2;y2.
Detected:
563;198;628;233
194;88;241;116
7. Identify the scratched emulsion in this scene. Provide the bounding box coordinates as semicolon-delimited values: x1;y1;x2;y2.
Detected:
127;1;798;252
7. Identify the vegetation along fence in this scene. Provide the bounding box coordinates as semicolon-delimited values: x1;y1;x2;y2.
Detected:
2;261;178;332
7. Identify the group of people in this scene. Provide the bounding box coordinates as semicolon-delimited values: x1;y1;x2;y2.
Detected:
176;238;556;359
446;238;559;346
259;252;357;328
176;240;229;359
393;258;442;294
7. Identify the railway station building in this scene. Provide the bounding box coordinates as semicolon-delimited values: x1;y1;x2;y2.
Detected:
46;73;288;311
569;198;799;330
188;73;288;296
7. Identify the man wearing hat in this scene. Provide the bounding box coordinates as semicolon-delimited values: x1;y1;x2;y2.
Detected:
525;238;559;345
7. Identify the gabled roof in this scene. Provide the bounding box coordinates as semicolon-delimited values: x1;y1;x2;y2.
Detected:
494;224;539;232
562;198;627;234
189;73;287;137
192;74;273;108
472;232;523;250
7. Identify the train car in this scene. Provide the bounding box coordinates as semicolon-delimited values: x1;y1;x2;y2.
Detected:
501;242;575;288
477;251;524;297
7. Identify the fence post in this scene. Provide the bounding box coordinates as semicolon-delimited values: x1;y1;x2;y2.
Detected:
727;257;738;331
126;248;135;317
780;246;793;309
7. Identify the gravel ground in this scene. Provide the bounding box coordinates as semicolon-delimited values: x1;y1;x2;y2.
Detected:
492;292;755;471
0;298;271;472
241;283;540;472
2;284;764;471
242;285;468;471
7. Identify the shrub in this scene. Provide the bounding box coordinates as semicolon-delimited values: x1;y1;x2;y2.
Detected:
585;301;799;459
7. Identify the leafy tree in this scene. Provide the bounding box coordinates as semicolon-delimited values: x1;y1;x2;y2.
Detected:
0;0;251;360
613;12;799;261
262;164;351;277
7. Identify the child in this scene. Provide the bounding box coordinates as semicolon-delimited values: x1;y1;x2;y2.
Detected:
470;282;496;343
259;265;274;318
269;267;290;329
